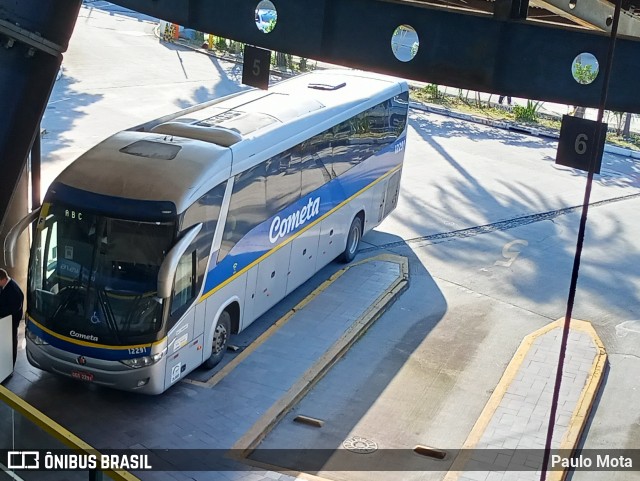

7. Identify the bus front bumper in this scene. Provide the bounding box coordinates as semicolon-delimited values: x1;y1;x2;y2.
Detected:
26;339;167;395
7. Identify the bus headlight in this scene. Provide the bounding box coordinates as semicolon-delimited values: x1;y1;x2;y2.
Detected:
26;330;49;345
120;351;165;369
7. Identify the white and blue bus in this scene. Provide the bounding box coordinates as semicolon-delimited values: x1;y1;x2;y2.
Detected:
8;70;409;394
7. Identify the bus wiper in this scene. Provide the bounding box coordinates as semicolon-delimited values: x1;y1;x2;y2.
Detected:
98;288;121;343
51;277;83;323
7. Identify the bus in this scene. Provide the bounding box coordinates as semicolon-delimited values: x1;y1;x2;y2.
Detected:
6;69;409;394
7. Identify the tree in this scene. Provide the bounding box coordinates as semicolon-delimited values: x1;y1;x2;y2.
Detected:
623;113;633;137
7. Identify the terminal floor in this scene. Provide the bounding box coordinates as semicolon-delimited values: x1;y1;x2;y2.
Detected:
3;252;605;481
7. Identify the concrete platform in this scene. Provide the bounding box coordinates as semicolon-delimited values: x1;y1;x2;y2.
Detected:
240;319;606;481
445;319;606;481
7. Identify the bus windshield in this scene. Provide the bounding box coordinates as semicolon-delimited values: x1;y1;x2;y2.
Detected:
28;203;175;345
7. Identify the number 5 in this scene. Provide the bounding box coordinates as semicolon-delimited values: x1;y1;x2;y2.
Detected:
253;59;261;76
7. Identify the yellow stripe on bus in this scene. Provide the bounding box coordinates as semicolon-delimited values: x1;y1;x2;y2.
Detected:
28;316;165;350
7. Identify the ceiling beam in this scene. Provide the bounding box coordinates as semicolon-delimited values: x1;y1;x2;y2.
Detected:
530;0;640;36
112;0;640;113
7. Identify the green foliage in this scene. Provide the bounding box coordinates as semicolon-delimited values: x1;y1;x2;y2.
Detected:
214;36;227;51
421;84;440;100
263;18;276;34
229;40;243;54
512;100;544;122
573;63;597;85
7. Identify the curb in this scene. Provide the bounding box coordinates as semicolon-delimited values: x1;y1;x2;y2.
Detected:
230;254;409;456
409;100;640;159
173;38;296;79
153;23;296;80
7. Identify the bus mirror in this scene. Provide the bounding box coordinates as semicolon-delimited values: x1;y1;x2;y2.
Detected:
4;207;41;267
157;223;202;299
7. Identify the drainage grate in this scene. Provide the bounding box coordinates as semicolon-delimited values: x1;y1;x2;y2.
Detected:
342;436;378;454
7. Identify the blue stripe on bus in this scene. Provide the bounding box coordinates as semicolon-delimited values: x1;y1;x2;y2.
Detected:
28;318;156;361
201;137;405;297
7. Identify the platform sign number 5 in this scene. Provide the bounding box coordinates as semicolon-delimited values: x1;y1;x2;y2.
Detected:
555;115;606;174
242;45;271;90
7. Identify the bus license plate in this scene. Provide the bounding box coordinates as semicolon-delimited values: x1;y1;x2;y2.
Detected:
71;370;94;382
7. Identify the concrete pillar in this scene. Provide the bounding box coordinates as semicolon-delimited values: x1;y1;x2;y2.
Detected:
0;164;30;295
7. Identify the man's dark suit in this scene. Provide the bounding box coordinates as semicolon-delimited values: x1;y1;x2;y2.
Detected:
0;278;24;367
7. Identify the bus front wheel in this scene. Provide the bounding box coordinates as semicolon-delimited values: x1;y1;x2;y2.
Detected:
339;215;362;263
203;310;231;369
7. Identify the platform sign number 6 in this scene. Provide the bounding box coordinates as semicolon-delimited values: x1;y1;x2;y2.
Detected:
242;45;271;90
555;115;606;174
575;133;588;155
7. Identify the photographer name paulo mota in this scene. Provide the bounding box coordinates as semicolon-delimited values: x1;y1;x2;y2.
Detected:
551;453;633;469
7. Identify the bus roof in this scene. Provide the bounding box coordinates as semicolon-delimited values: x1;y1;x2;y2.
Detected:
54;130;233;211
53;70;408;215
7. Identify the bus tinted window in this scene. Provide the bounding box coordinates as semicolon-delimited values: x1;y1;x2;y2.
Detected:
299;143;331;197
172;250;195;314
321;98;404;179
328;119;354;177
174;181;226;320
266;150;301;213
391;91;409;135
219;163;269;260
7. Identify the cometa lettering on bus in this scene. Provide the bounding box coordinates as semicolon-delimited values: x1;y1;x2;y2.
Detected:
269;196;320;244
69;331;99;342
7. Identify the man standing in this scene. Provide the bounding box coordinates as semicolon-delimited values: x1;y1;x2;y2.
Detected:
0;268;24;368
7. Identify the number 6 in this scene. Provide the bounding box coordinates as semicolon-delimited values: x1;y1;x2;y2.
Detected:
575;133;588;155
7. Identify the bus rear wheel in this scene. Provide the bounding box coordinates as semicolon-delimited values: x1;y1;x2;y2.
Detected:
339;215;362;263
203;310;231;369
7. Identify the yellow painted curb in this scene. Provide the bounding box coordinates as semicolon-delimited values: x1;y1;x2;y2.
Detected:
229;254;409;465
443;318;607;481
0;385;140;481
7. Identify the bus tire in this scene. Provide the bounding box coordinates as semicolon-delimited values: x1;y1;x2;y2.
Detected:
203;310;231;369
339;215;362;263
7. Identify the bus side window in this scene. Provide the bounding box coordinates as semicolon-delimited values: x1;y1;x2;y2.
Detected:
266;150;300;213
181;181;226;282
391;91;409;136
33;219;59;292
45;221;59;289
171;250;196;315
328;119;353;177
219;162;269;261
301;152;330;196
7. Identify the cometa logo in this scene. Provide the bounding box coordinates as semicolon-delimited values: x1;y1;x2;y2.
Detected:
269;197;321;244
70;330;99;342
